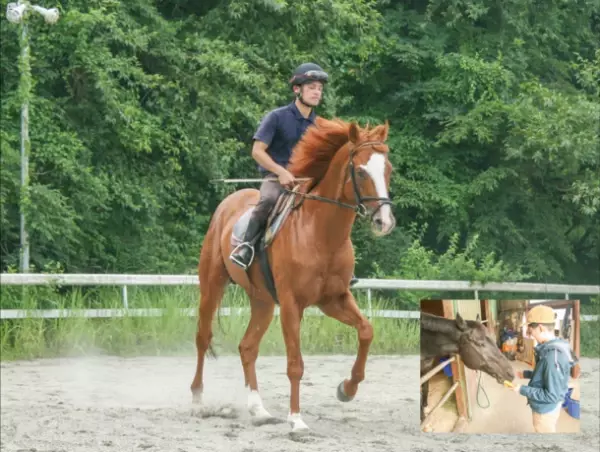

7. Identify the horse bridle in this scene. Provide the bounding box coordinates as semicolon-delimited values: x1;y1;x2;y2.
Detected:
284;141;393;218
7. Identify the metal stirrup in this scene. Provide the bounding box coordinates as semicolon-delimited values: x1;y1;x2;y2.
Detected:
230;242;255;269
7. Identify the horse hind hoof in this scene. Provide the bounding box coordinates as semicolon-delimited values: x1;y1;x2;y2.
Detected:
336;381;354;402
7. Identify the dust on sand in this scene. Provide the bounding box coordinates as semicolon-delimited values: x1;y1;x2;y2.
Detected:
1;355;598;452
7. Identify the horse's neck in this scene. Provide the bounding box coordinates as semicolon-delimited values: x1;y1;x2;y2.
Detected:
298;152;356;246
420;314;461;358
421;330;460;358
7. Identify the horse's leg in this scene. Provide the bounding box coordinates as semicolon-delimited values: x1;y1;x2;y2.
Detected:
239;298;276;425
318;290;373;401
279;301;309;432
190;229;229;404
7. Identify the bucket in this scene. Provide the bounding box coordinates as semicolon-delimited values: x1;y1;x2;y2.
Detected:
562;388;573;408
440;357;453;377
565;397;580;419
563;388;580;419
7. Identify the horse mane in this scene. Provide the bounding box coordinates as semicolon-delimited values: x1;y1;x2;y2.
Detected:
286;117;350;181
421;312;460;336
287;116;391;186
421;312;481;335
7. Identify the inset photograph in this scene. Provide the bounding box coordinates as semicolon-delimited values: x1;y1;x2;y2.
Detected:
420;299;581;434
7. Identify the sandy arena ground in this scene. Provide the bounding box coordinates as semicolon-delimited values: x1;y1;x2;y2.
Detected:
1;354;599;452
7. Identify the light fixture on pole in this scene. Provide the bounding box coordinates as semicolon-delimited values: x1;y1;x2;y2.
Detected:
5;1;60;273
6;2;59;23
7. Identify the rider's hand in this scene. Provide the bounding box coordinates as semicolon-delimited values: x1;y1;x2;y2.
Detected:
278;170;295;188
515;371;524;379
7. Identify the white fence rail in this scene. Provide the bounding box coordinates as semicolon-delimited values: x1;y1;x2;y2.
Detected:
0;307;596;321
2;273;600;295
0;307;422;320
1;273;598;321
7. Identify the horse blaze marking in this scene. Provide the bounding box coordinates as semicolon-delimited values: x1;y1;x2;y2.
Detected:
360;153;388;198
360;153;392;224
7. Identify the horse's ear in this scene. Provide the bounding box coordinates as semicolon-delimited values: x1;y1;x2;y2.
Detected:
379;120;390;142
456;312;468;331
349;122;360;143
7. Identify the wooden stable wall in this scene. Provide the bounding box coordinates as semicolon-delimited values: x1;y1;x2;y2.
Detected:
453;300;482;321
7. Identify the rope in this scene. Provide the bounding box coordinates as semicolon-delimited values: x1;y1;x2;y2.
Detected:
475;370;491;409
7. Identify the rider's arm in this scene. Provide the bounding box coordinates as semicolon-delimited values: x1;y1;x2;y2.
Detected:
251;111;287;177
251;140;287;177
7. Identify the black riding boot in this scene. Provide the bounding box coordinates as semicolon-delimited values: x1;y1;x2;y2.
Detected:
230;214;264;270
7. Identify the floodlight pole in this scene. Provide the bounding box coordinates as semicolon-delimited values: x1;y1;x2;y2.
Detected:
5;1;60;272
19;16;31;274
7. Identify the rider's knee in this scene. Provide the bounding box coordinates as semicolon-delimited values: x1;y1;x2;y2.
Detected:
255;198;277;216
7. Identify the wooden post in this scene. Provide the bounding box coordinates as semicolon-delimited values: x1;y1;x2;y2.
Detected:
441;300;453;319
482;299;494;335
573;300;580;358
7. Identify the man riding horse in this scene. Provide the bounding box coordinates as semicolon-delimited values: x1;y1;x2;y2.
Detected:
229;62;358;286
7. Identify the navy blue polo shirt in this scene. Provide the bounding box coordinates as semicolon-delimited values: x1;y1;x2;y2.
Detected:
253;102;316;175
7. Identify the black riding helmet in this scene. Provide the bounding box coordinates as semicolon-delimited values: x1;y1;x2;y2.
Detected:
289;62;329;87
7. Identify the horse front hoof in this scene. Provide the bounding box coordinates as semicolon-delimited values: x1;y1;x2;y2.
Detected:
288;412;310;433
191;391;203;405
250;406;279;426
336;380;354;402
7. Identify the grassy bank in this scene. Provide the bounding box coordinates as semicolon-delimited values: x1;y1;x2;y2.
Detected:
580;320;600;358
0;285;420;360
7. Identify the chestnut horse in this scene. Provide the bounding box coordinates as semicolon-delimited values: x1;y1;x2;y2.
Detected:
190;117;396;432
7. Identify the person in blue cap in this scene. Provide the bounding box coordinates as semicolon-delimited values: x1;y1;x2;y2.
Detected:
229;62;358;286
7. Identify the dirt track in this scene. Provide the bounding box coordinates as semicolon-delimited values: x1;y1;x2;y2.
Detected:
1;355;598;452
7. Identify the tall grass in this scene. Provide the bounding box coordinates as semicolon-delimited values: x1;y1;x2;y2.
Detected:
2;284;597;360
0;284;420;361
580;321;600;358
580;301;599;358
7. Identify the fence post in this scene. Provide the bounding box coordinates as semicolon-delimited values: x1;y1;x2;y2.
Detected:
122;285;128;309
367;288;372;318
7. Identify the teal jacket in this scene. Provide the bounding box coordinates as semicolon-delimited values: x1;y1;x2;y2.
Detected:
519;338;574;414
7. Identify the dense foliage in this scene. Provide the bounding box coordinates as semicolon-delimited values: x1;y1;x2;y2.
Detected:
1;0;598;291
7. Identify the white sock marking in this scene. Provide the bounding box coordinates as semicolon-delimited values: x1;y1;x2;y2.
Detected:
247;389;272;419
